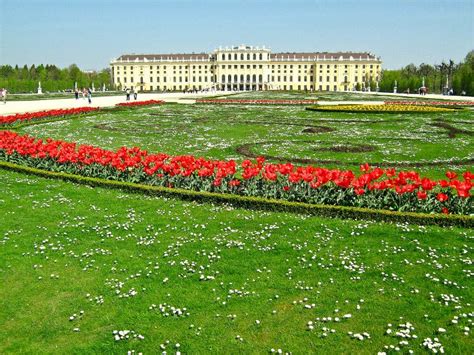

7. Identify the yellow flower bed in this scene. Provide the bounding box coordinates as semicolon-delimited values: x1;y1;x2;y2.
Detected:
307;104;455;113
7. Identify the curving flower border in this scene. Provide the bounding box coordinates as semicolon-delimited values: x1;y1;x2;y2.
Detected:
0;107;99;126
307;104;455;113
116;100;165;107
0;130;471;215
196;99;318;105
385;101;474;107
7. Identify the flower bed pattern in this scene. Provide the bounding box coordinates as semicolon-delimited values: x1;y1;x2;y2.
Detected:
307;104;455;113
0;107;99;126
0;130;471;215
116;100;165;107
196;99;318;105
385;101;474;107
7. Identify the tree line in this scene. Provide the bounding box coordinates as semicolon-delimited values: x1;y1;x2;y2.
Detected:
379;51;474;95
0;64;111;93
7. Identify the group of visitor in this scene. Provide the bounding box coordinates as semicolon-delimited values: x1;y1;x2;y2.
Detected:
125;87;138;101
0;88;7;104
74;88;93;104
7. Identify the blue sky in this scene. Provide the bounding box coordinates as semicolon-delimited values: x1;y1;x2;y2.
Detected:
0;0;473;70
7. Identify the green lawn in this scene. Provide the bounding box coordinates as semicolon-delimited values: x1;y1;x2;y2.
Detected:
0;169;472;354
15;102;473;179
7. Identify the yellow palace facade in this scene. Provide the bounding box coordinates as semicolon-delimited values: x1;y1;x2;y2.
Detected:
110;45;382;92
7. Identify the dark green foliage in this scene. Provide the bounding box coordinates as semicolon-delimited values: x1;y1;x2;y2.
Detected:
379;51;474;95
0;64;111;93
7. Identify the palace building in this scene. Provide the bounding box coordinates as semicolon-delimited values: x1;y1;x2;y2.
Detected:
110;45;382;92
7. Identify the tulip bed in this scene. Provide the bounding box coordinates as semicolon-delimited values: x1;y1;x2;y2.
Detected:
385;100;474;107
116;99;165;107
307;104;455;113
0;130;472;216
196;98;318;105
0;107;99;126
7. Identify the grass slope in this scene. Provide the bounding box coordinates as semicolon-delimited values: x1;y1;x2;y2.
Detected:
0;169;472;354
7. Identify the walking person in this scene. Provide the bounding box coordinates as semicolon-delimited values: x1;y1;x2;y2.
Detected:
82;88;87;100
74;88;79;99
126;87;130;101
1;88;6;104
132;87;138;100
87;88;92;104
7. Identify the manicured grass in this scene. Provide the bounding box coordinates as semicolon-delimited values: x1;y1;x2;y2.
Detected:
0;169;473;354
14;102;473;179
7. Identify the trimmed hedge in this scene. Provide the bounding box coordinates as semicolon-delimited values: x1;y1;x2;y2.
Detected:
1;161;472;228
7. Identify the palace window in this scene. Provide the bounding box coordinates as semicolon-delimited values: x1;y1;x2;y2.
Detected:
253;53;256;60
234;53;237;60
334;76;337;82
228;54;231;60
241;53;244;60
222;54;225;60
247;53;250;60
259;53;262;60
326;76;330;82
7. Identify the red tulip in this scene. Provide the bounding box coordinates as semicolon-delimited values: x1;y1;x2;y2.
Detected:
436;193;448;202
417;190;427;199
